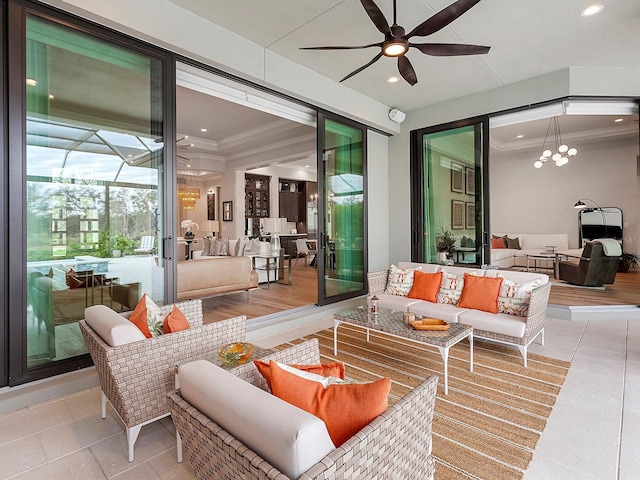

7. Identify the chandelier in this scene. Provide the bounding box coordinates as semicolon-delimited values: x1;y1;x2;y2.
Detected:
534;116;578;168
177;167;200;210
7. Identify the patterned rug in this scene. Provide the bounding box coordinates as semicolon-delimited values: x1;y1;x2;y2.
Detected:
281;325;570;480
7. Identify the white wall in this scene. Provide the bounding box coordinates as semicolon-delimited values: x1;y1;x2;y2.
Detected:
491;137;638;252
389;68;640;262
366;131;390;271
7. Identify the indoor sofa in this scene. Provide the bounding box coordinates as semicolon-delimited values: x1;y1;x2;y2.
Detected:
490;233;582;269
168;338;438;480
177;254;258;301
368;262;551;366
191;237;279;284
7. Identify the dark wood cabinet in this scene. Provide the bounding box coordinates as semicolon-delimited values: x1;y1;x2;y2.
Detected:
245;174;270;218
278;179;305;223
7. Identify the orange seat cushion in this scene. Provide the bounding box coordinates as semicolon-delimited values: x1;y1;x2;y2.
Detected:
457;274;503;314
268;360;390;447
407;271;443;302
163;305;190;333
254;360;345;392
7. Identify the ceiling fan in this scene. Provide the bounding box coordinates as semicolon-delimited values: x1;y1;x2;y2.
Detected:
301;0;490;86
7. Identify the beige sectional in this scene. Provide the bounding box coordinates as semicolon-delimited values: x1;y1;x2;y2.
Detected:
490;233;582;269
177;255;258;301
368;262;552;366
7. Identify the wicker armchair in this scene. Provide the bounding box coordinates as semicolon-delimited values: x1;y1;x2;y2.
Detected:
79;299;246;462
167;338;438;480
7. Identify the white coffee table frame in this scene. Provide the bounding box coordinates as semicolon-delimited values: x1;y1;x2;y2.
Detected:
333;307;473;395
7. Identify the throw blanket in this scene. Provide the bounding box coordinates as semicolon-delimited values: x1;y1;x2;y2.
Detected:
593;238;622;256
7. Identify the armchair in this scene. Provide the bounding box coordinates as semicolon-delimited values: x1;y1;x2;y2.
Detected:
558;241;620;287
79;299;247;462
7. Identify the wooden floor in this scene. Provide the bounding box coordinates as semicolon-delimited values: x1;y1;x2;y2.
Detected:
202;263;640;323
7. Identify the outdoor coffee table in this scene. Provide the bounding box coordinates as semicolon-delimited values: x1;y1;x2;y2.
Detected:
334;307;473;395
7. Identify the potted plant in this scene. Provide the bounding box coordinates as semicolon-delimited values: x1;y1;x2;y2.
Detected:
619;252;640;273
436;226;457;264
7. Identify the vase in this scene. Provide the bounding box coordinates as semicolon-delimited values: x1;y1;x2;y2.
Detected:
270;234;281;255
437;252;448;265
184;232;195;240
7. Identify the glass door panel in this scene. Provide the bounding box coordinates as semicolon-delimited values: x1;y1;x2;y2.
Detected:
24;15;165;368
318;117;366;304
417;123;484;266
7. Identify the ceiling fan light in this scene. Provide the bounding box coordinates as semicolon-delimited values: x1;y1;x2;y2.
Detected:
383;40;408;57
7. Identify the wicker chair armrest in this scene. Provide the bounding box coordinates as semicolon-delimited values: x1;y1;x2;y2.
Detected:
367;270;388;296
523;281;551;339
231;339;321;390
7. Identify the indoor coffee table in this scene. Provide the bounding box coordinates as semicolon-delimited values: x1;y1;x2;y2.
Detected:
334;307;473;395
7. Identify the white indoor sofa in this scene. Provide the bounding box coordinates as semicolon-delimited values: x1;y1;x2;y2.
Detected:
490;233;582;269
368;262;552;367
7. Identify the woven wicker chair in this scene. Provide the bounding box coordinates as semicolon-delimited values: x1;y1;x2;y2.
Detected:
79;299;246;462
368;269;552;367
167;338;438;480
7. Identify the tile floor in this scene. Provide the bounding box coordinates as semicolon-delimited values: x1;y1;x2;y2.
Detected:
0;315;638;479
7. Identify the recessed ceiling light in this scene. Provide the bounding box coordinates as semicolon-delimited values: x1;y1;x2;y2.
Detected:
26;78;37;86
305;165;310;168
200;128;207;132
516;134;524;139
387;76;399;83
581;4;604;17
614;118;624;122
48;94;54;100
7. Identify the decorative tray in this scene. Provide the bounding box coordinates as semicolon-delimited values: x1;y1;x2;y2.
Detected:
410;318;450;331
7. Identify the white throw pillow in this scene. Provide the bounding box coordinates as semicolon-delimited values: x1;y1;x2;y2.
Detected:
436;270;465;305
384;264;421;296
497;276;541;316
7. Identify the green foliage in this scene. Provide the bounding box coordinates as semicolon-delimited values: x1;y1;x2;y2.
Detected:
436;226;457;253
621;252;640;269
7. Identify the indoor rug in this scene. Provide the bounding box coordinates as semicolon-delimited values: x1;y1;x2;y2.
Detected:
278;325;570;480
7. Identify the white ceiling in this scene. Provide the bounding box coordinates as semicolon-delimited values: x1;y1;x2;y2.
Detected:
172;1;640;175
169;0;640;112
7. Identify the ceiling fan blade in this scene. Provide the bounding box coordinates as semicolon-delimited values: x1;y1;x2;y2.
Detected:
407;0;482;38
397;56;417;85
340;52;383;82
410;43;490;56
360;0;390;35
300;42;382;51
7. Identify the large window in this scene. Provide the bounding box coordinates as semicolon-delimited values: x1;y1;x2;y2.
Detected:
7;5;172;385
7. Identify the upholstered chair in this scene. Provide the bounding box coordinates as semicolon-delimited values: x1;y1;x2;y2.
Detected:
558;242;620;287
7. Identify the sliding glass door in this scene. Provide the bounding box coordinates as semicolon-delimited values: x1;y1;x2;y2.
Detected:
8;3;173;385
411;119;488;266
317;114;367;304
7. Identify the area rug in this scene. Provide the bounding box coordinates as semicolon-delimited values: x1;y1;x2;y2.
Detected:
279;325;570;480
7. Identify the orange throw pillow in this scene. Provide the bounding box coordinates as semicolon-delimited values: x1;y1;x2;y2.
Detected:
407;271;442;302
457;274;503;314
129;294;164;338
490;237;505;249
254;360;345;392
163;306;190;333
268;360;390;447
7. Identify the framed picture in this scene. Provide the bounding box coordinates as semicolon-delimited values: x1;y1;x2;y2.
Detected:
466;202;476;229
222;201;233;221
451;200;464;229
465;167;475;195
450;162;464;193
207;193;216;221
